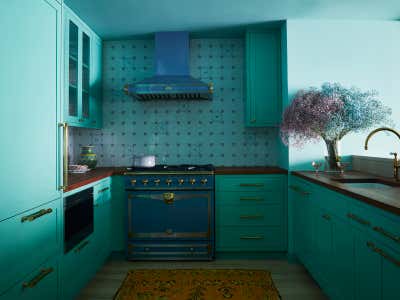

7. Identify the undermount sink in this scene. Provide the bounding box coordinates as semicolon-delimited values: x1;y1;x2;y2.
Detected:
332;178;400;188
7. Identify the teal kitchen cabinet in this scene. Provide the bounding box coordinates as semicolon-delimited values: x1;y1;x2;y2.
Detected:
63;5;102;128
216;174;287;255
0;0;61;221
292;175;400;300
245;28;281;127
0;199;60;295
0;258;58;300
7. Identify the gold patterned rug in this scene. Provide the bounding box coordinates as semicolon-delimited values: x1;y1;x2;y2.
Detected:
114;269;281;300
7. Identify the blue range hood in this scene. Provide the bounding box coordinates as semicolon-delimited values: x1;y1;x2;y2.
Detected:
124;32;213;100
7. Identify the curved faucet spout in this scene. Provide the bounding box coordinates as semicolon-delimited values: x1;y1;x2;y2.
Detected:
364;127;400;150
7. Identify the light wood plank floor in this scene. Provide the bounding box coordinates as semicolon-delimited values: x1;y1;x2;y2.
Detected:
77;256;327;300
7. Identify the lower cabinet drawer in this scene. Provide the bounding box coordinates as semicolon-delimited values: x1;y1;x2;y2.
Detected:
216;203;283;227
216;226;286;251
0;199;59;295
61;237;94;300
0;258;58;300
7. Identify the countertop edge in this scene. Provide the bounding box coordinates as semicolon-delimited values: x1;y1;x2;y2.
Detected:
214;166;287;175
291;171;400;216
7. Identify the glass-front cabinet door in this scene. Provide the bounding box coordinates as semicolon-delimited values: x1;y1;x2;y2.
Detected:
64;6;101;128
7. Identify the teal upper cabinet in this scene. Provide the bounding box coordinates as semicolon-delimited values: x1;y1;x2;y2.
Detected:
63;5;102;128
245;28;281;127
0;0;61;221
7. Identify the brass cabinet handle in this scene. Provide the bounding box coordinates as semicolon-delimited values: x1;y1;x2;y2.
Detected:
347;213;371;227
74;240;90;253
58;122;68;191
21;208;53;223
240;235;264;240
22;267;53;289
240;215;264;219
289;185;311;196
240;197;264;201
367;241;400;267
373;226;400;244
239;183;264;187
98;187;110;194
322;214;331;220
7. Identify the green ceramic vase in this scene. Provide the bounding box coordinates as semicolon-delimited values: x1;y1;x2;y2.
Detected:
79;145;97;169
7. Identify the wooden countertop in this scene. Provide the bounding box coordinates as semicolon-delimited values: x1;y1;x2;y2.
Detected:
66;166;287;191
292;171;400;215
214;166;287;175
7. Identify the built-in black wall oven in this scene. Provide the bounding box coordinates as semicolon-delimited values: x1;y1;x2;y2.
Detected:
64;187;94;253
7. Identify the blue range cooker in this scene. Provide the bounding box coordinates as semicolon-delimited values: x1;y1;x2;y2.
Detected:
124;164;215;260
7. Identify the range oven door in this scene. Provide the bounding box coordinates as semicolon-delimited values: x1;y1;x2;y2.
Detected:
127;190;212;240
64;187;94;253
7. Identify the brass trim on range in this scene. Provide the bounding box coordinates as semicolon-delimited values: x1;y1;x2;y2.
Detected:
22;267;53;289
163;192;174;204
123;171;214;175
367;241;400;267
129;251;208;256
131;232;209;239
21;208;53;223
128;244;209;249
347;213;371;227
373;226;400;243
58;122;68;191
240;235;264;240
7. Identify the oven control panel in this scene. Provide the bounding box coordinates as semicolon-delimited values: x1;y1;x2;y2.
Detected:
124;174;214;190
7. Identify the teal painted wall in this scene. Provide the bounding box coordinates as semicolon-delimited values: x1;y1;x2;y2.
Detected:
285;20;400;170
71;38;281;166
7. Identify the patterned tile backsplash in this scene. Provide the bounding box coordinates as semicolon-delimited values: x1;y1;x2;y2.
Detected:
70;38;280;167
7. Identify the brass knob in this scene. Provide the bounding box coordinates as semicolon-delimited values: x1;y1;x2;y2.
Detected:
142;179;149;185
166;179;172;185
190;178;196;185
165;229;173;235
131;179;137;185
154;179;161;185
178;179;184;185
201;178;208;185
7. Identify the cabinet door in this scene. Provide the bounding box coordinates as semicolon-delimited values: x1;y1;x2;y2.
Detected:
381;245;400;300
0;0;61;221
245;29;281;127
89;36;103;128
354;232;381;300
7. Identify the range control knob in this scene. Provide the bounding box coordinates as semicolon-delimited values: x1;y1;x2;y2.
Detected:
142;179;149;185
201;178;208;185
190;178;196;185
178;179;185;185
154;179;161;185
131;179;137;185
166;179;172;186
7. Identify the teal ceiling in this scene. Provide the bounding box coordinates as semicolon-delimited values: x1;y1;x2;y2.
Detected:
64;0;400;39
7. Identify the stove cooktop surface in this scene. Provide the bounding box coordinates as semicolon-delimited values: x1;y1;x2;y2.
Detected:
127;164;214;172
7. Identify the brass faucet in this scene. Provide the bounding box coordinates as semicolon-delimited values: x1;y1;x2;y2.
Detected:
364;127;400;181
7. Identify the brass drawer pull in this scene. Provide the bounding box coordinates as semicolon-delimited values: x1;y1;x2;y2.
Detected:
240;215;264;219
289;185;311;196
373;226;400;243
240;197;264;201
322;214;331;220
347;213;371;226
367;241;400;267
22;267;53;289
240;235;264;240
21;208;53;223
98;187;110;193
74;240;90;253
239;183;264;187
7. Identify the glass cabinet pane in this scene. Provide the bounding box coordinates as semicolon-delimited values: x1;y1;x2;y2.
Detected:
82;32;90;119
68;21;78;117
